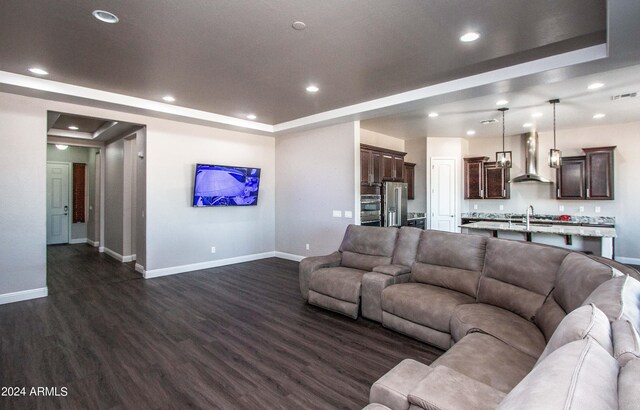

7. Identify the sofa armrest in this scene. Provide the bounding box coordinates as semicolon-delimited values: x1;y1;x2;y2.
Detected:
362;272;410;322
370;359;433;410
407;366;505;410
299;251;342;300
373;264;412;277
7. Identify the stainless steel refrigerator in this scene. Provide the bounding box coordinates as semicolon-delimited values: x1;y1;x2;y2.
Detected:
383;182;408;227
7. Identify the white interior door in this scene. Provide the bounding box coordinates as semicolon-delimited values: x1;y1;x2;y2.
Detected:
47;162;70;244
430;158;456;232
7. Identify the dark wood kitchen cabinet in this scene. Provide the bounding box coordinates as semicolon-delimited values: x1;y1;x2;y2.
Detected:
484;161;510;199
557;156;587;199
584;146;615;200
464;157;488;199
556;146;615;200
361;144;406;185
404;162;416;200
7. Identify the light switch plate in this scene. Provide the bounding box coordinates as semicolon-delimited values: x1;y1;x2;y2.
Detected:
595;206;601;213
344;211;353;218
473;204;478;210
559;205;565;212
499;205;504;211
579;206;585;212
332;210;342;218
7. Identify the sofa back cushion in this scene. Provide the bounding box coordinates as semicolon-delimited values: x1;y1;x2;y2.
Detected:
339;225;398;271
478;239;568;321
411;230;487;297
536;304;612;365
391;226;422;267
498;339;619;410
584;275;640;328
554;252;619;313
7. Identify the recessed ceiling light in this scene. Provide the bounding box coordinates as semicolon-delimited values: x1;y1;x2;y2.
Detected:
292;21;307;31
532;112;543;118
496;99;509;106
28;67;48;76
162;95;175;102
55;144;69;150
428;112;439;118
460;32;480;42
466;130;476;136
246;114;257;120
593;113;606;119
92;10;119;24
68;126;79;131
588;82;604;90
523;123;533;128
306;85;319;93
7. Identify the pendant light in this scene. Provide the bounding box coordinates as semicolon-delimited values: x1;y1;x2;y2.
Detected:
549;99;562;168
496;107;512;168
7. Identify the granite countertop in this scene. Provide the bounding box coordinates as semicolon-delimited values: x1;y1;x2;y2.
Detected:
408;212;426;221
460;221;617;238
461;212;615;226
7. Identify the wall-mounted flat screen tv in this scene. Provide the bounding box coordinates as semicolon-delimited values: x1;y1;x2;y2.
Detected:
193;164;261;207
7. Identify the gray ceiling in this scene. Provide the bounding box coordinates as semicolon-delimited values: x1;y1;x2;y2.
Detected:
52;114;110;133
0;0;607;125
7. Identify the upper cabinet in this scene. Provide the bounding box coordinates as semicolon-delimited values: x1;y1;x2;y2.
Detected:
463;157;488;199
556;146;615;200
361;144;406;185
484;162;510;199
404;162;416;200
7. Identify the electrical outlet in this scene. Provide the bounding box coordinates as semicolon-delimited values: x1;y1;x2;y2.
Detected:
211;246;216;254
579;206;585;213
559;205;565;212
344;211;353;218
305;244;310;250
595;206;601;213
499;205;504;211
473;204;478;210
332;210;342;218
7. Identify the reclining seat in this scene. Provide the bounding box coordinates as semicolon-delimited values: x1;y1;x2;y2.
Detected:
381;230;488;350
303;224;398;319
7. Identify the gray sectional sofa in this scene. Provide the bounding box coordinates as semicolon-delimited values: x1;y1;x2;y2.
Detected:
299;224;640;409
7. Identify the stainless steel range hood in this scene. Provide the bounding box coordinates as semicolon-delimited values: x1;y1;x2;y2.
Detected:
510;132;552;183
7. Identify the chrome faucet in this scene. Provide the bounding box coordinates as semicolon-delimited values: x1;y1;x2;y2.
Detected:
525;205;534;230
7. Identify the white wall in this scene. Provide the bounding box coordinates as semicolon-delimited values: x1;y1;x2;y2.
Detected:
464;121;640;261
104;138;125;256
405;138;427;213
276;122;358;257
46;144;91;241
360;128;405;152
0;93;47;299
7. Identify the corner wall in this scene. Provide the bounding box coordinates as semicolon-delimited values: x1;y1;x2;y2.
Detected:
275;122;358;257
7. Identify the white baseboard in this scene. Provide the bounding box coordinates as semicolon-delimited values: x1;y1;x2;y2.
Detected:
274;252;305;262
0;287;48;305
144;251;276;279
87;239;100;247
135;263;146;275
99;246;105;252
615;256;640;266
69;238;88;244
102;247;136;263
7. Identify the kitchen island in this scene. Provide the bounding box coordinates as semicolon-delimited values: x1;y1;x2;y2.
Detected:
460;220;616;258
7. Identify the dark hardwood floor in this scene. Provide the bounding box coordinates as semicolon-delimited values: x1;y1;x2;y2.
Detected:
1;245;442;409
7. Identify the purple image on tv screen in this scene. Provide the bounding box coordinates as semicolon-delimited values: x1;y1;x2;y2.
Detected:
193;164;261;207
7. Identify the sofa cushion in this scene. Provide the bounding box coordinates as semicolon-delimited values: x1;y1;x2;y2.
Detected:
612;319;640;367
619;358;640;410
416;230;487;272
339;224;398;257
382;283;474;333
554;253;618;314
298;251;342;300
411;263;480;298
362;404;392;410
536;304;612;365
342;251;392;272
370;358;433;410
450;303;546;359
308;291;359;319
432;332;536;394
309;267;365;303
534;295;567;341
584;275;640;327
391;226;422;267
407;365;506;410
362;271;410;323
479;239;568;321
382;312;453;350
498;339;619;410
